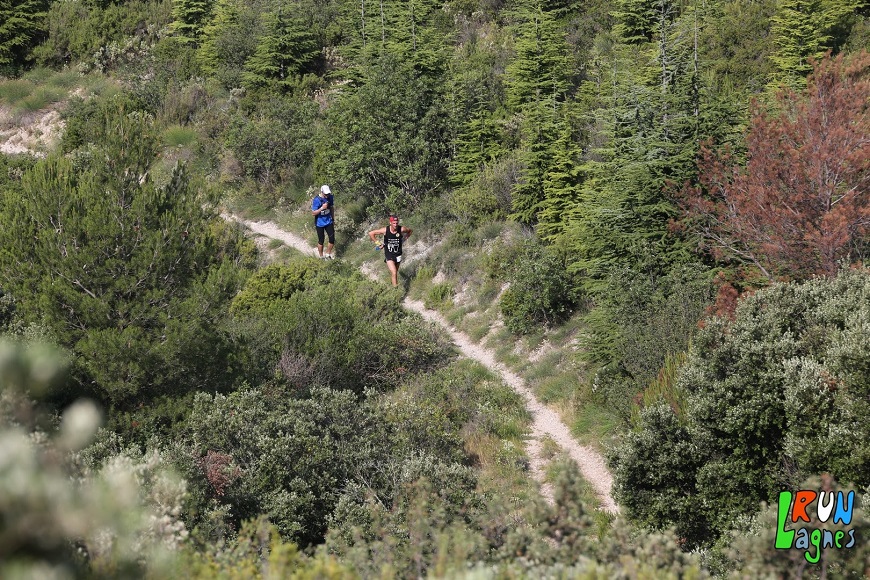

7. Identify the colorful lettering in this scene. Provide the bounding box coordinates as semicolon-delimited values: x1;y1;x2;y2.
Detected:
817;491;834;522
833;491;854;525
845;529;856;549
775;492;795;549
792;490;817;523
795;528;809;550
805;529;822;564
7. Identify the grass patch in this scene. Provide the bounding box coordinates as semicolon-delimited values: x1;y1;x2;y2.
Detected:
570;402;622;449
476;279;502;309
424;282;454;309
0;79;32;105
535;373;580;405
24;67;81;90
466;314;495;342
539;435;560;461
163;125;198;148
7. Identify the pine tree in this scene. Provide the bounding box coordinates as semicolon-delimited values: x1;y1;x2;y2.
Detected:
612;0;658;44
449;99;504;187
504;5;569;112
243;7;319;91
537;113;583;244
503;4;570;224
197;0;259;82
171;0;216;46
509;98;561;225
0;102;251;404
0;0;48;68
770;0;865;88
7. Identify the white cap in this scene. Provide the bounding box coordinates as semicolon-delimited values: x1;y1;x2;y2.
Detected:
320;184;331;195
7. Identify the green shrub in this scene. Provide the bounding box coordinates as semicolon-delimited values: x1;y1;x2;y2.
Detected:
586;259;712;423
611;268;870;548
498;239;580;334
0;101;253;404
170;386;385;546
232;262;451;391
425;282;454;308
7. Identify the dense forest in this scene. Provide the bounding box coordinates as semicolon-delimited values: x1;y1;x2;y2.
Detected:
1;0;869;577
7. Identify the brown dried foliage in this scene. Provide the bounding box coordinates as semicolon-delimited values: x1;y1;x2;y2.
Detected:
198;450;241;498
680;51;870;280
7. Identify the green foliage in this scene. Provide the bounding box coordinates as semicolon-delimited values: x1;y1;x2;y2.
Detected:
612;268;870;547
242;8;319;91
224;93;319;194
770;0;865;88
448;155;518;225
173;386;391;547
0;100;253;405
699;0;776;95
0;0;48;70
612;0;659;44
497;238;580;334
171;0;216;45
504;5;569;112
35;0;171;68
424;282;454;308
181;516;355;578
0;343;187;578
585;258;712;422
196;0;260;88
230;260;323;312
231;260;451;391
316;53;450;213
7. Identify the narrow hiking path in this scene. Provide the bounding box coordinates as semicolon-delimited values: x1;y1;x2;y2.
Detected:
228;215;619;514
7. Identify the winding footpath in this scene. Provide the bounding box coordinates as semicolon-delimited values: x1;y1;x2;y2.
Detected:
228;215;618;514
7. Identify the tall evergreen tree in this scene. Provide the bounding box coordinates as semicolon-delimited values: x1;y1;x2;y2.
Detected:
171;0;216;45
504;5;569;112
612;0;659;44
0;0;48;68
243;6;319;91
0;102;252;404
538;112;583;243
504;4;570;224
509;98;560;224
770;0;865;88
197;0;261;86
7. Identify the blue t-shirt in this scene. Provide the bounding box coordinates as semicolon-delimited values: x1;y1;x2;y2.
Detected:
312;194;334;227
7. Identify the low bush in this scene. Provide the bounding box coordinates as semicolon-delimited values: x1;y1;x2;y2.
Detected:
498;239;580;334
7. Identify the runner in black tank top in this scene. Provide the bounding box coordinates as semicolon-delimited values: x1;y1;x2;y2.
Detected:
368;215;413;287
383;224;403;262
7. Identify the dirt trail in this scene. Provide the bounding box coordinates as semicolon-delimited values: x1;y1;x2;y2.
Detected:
229;215;618;514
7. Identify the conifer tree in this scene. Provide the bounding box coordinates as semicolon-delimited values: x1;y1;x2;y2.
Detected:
197;0;260;84
243;7;319;91
508;98;562;225
537;114;583;243
504;5;569;112
449;99;504;188
770;0;864;88
171;0;216;45
612;0;658;44
0;0;47;68
0;102;251;404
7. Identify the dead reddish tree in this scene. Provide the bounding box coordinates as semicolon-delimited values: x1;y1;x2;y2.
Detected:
681;51;870;280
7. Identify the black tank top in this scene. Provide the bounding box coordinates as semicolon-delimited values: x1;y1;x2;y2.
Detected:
383;225;402;259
